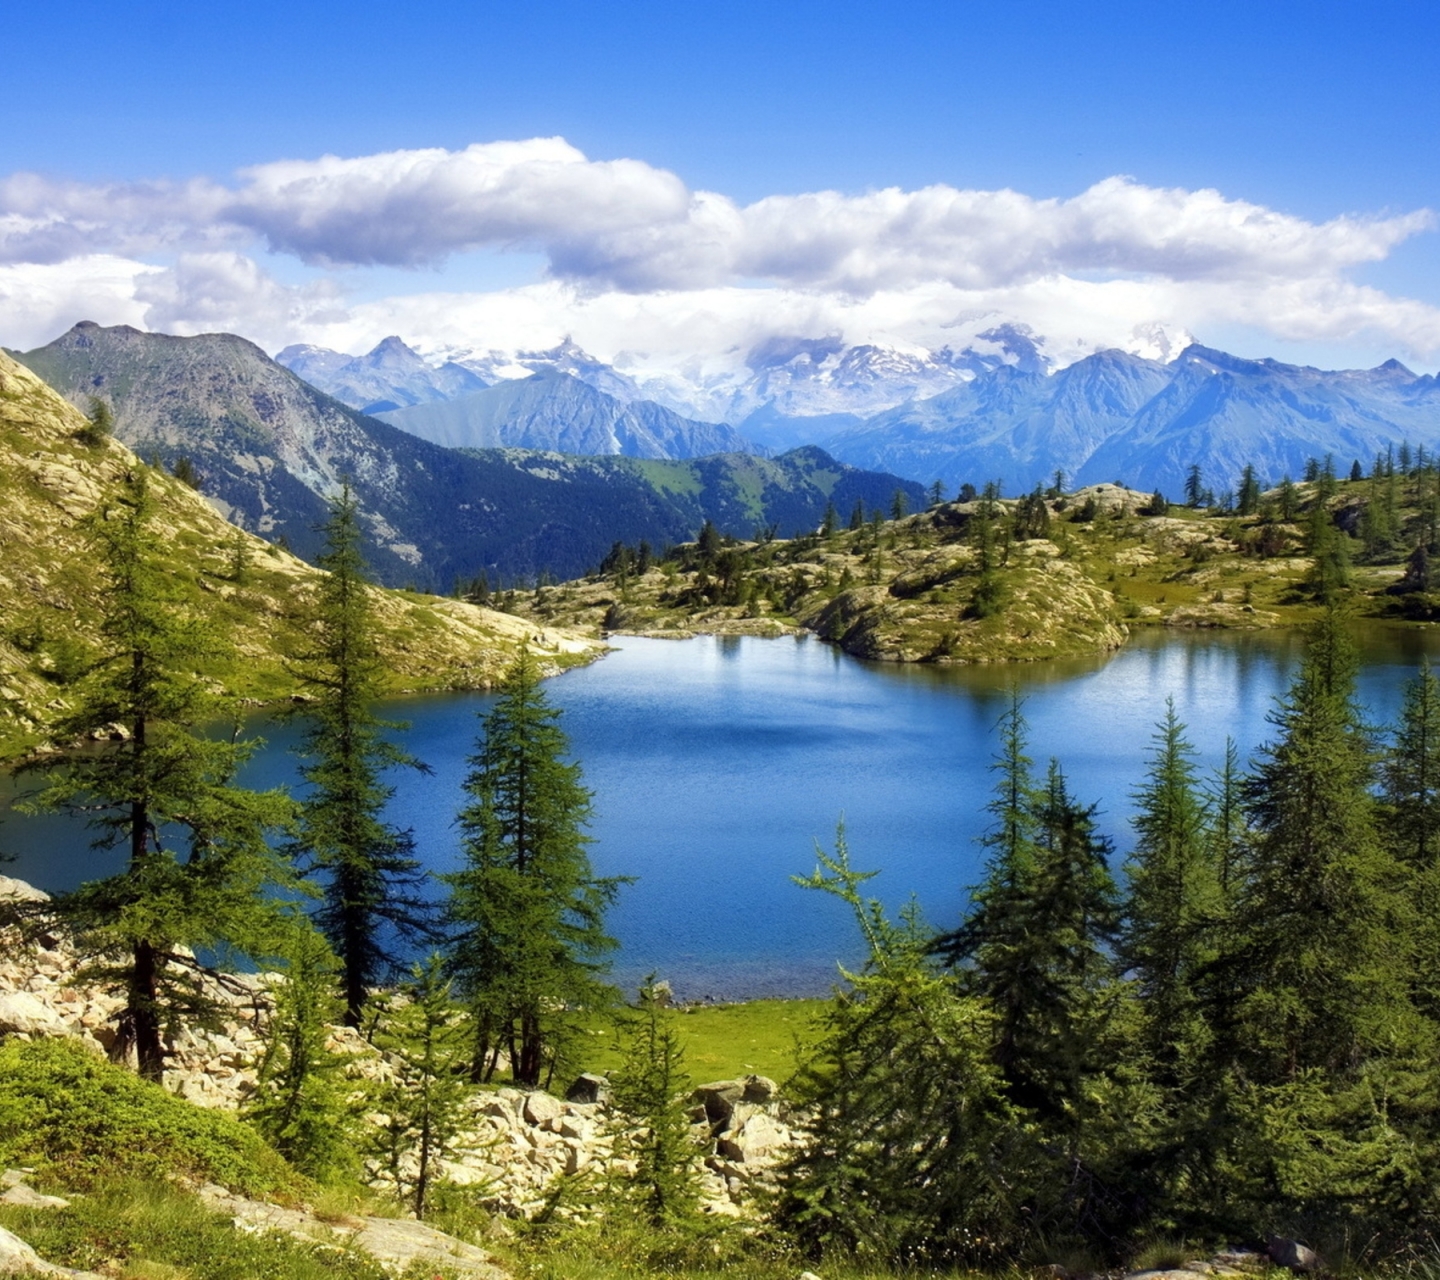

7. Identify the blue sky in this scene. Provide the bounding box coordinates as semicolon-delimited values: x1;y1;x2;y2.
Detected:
1;0;1436;375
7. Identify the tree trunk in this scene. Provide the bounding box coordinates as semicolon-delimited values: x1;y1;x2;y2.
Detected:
130;938;165;1082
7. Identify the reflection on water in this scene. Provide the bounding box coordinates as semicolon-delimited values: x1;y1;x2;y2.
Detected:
4;623;1440;999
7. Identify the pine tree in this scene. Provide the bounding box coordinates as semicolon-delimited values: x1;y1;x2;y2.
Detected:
1382;660;1440;866
782;827;1036;1265
368;954;469;1219
76;396;114;448
21;469;294;1080
444;648;625;1087
1121;701;1221;1076
290;484;434;1027
247;924;357;1179
1237;610;1412;1080
1203;737;1247;899
1237;464;1261;516
936;700;1118;1125
1277;475;1298;521
1185;463;1204;507
1381;662;1440;1025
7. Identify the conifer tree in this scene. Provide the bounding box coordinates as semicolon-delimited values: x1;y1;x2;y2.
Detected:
606;977;704;1225
1020;761;1121;1126
1237;610;1411;1080
22;469;294;1080
290;484;433;1027
444;648;624;1086
368;954;469;1219
1382;660;1440;866
1121;701;1220;1075
1237;464;1261;516
1203;737;1247;899
247;924;357;1179
783;827;1036;1265
937;700;1118;1125
1381;662;1440;1024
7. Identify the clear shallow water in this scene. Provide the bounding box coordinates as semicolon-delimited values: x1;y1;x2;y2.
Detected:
5;625;1440;999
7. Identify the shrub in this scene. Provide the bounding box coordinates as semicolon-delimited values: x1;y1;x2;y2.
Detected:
0;1038;302;1198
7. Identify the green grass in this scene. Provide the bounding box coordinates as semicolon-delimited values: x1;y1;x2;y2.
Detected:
577;998;826;1084
0;1180;454;1280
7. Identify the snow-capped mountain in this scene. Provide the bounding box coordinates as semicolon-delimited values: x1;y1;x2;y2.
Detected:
821;344;1440;498
443;337;645;403
282;327;1059;437
272;327;1440;502
277;336;487;414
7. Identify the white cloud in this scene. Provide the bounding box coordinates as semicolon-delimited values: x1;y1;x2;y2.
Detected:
0;256;156;350
134;253;348;349
0;138;1435;368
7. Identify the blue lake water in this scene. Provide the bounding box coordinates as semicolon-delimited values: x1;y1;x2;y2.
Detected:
4;626;1440;999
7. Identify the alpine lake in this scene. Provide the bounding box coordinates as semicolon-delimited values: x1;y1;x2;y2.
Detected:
4;624;1440;1001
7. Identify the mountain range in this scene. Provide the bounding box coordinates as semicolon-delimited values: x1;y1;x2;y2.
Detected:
283;332;1440;500
9;323;921;588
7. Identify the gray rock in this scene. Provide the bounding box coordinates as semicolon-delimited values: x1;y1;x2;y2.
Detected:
1266;1238;1319;1273
740;1074;778;1103
692;1079;745;1127
0;1222;104;1276
0;1184;69;1209
565;1072;610;1104
0;878;49;904
0;992;67;1037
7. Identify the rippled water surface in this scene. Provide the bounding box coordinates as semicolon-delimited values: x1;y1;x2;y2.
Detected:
6;625;1440;998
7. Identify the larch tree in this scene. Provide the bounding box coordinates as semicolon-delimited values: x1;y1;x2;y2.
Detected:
444;647;625;1087
290;483;433;1027
21;468;294;1080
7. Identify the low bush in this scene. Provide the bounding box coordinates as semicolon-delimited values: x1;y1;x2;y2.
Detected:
0;1038;302;1199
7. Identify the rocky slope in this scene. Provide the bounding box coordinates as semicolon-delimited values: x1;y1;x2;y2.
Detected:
0;350;592;756
515;476;1431;666
0;877;799;1224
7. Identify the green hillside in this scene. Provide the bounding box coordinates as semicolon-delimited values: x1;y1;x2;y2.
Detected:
514;470;1435;663
0;352;593;756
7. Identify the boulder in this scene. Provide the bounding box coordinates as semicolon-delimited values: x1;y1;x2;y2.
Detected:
0;878;49;904
0;1222;103;1276
522;1091;563;1126
565;1072;610;1104
0;1185;69;1209
0;992;67;1037
1266;1238;1319;1273
692;1079;745;1127
740;1073;778;1103
715;1111;790;1163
